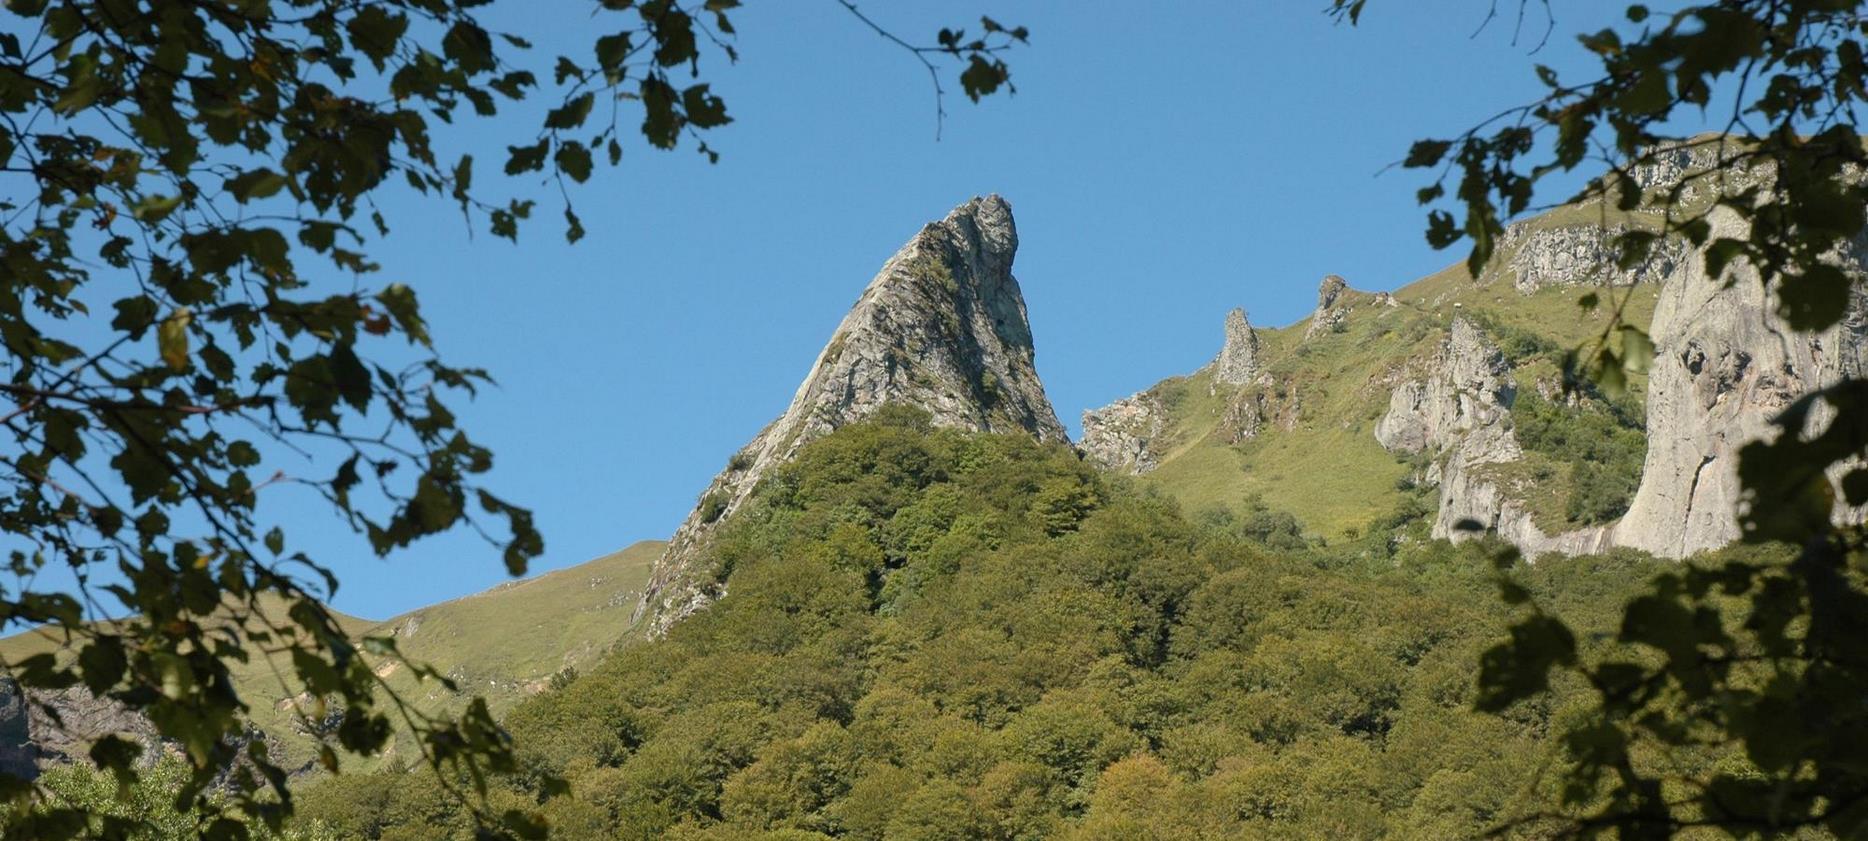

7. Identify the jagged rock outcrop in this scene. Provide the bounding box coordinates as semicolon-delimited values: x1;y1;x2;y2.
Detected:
1080;392;1167;474
1221;390;1266;443
1497;222;1689;293
635;195;1067;634
1374;319;1517;455
1304;275;1353;339
1214;308;1262;386
0;677;163;780
1374;318;1624;555
1615;207;1868;557
1380;199;1868;560
0;679;33;780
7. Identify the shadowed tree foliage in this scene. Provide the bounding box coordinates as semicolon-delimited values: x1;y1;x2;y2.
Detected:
0;1;1022;837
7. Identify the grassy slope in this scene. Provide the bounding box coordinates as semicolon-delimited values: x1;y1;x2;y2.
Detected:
0;539;666;769
1130;199;1663;540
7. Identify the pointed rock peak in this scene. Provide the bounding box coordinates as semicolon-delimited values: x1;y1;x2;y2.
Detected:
1304;275;1358;340
636;195;1066;634
1215;307;1261;386
1317;275;1349;309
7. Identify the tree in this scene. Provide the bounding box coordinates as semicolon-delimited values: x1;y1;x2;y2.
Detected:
0;1;1024;837
1332;0;1868;836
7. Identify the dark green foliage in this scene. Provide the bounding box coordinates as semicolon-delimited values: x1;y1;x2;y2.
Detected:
1511;392;1648;526
301;414;1698;840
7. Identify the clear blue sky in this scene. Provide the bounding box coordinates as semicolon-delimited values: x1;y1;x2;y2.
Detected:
278;0;1694;619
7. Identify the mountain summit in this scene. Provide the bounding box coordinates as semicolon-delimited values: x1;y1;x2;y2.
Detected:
636;195;1066;633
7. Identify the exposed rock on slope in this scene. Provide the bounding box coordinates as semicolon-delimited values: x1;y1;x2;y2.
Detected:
1080;392;1166;474
637;196;1067;634
0;678;162;781
1374;318;1517;457
1303;275;1354;339
1375;318;1620;556
1616;208;1868;557
1374;198;1868;559
1498;222;1689;293
1214;308;1262;386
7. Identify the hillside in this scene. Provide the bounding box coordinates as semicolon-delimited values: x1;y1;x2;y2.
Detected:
362;540;664;760
0;541;664;772
1087;249;1661;542
297;408;1744;840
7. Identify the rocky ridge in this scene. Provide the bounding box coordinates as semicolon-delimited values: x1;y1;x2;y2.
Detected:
1375;201;1868;558
635;195;1068;634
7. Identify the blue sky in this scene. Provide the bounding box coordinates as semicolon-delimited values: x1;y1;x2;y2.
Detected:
271;0;1687;619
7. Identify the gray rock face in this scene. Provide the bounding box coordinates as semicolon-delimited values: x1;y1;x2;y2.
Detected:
1374;318;1517;456
1498;222;1689;293
1304;275;1353;339
1080;392;1167;474
636;195;1068;634
1221;390;1266;443
1214;308;1262;386
1614;208;1868;557
0;677;162;780
1379;200;1868;560
1375;319;1627;555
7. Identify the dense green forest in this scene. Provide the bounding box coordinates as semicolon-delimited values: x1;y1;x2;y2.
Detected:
3;406;1831;839
228;408;1790;841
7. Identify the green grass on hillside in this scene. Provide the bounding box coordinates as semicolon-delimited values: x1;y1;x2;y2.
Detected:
0;540;666;771
1127;201;1668;541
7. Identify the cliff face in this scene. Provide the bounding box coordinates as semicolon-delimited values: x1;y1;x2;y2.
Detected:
636;195;1067;634
1616;208;1868;557
1079;392;1166;475
1375;198;1868;559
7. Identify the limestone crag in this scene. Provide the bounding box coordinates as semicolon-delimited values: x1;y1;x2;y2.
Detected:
1303;275;1354;339
1614;207;1868;557
636;195;1067;634
1374;318;1622;554
1631;138;1765;201
1374;318;1517;456
1377;199;1868;560
1214;308;1262;386
1497;222;1689;293
1079;392;1167;474
1221;390;1267;443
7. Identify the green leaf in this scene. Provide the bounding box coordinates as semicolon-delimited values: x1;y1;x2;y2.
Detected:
1618;326;1654;375
544;92;595;130
1404;139;1451;168
1475;614;1577;712
554;140;593;182
505;139;549;175
225;169;287;203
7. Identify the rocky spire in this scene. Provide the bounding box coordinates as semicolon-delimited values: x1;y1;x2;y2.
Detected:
1214;308;1261;386
635;195;1067;634
1304;275;1354;339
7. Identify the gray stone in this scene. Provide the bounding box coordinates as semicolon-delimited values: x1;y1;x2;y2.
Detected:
635;195;1067;635
1304;275;1355;339
1496;222;1689;294
1612;207;1868;557
1214;308;1261;387
1079;392;1167;474
1373;318;1517;456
